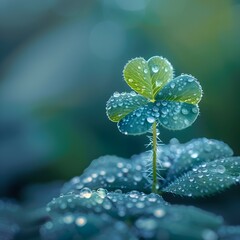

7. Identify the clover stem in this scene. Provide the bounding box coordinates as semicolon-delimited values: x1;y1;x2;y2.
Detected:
152;121;158;193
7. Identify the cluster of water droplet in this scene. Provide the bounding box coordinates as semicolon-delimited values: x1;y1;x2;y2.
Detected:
44;186;226;239
61;155;149;195
106;91;147;122
164;157;240;197
47;189;168;221
165;138;233;182
120;56;175;102
157;74;202;103
117;98;199;135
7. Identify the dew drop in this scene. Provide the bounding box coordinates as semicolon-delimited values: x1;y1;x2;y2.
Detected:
136;202;145;208
113;92;120;97
80;187;92;199
161;101;167;106
128;79;133;83
102;201;112;210
63;215;74;224
147;193;157;202
202;229;218;240
181;108;189;115
152;65;159;73
162;161;171;168
156;80;162;87
192;107;198;113
133;172;143;182
153;208;165;218
75;216;87;227
161;107;168;114
147;117;155;123
136;112;141;117
130;91;137;96
216;165;226;174
106;175;115;183
170;83;175;89
97;188;108;198
190;151;198;158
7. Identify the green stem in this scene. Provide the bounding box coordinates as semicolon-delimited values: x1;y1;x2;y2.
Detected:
152;121;158;193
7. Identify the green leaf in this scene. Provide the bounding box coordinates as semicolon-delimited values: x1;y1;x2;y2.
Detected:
106;92;148;122
163;157;240;197
156;74;202;104
123;56;173;100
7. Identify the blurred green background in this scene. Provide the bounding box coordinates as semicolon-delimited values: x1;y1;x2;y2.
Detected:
0;0;240;223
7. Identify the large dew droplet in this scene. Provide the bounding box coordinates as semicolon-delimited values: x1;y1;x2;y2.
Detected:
113;92;120;97
106;175;115;183
153;208;166;218
147;117;155;123
181;108;189;115
63;215;74;224
75;216;87;227
151;66;159;73
170;83;175;89
216;165;226;174
80;187;92;198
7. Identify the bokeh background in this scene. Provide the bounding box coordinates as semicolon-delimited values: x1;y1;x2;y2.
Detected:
0;0;240;224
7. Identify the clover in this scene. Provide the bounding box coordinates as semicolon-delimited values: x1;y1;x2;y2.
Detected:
106;56;202;134
106;56;203;192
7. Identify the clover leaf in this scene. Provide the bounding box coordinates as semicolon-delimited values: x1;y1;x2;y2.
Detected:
106;56;202;135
